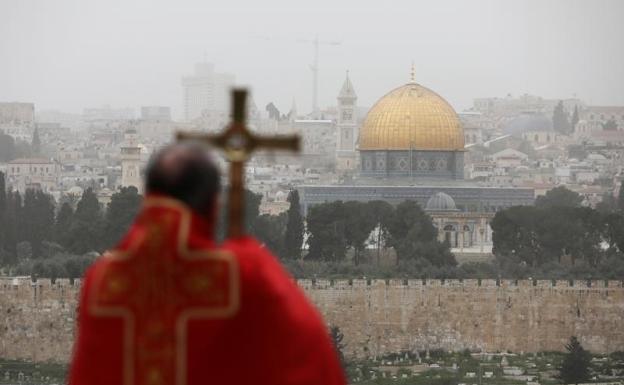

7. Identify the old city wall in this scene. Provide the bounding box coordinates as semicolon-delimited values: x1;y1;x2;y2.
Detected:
1;277;623;363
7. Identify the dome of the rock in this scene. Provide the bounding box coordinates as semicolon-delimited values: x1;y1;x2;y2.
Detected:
359;83;464;151
358;73;465;180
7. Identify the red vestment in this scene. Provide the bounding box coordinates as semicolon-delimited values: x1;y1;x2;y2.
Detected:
69;196;346;385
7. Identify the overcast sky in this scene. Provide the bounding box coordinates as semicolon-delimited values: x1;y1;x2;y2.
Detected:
1;0;623;119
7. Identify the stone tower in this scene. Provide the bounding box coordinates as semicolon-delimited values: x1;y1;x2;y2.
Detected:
336;71;358;171
120;128;143;193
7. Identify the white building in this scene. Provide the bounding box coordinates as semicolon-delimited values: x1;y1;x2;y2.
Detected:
0;102;35;141
6;158;60;192
140;106;171;122
83;106;135;122
294;119;336;168
491;148;529;168
181;62;235;121
120;129;143;193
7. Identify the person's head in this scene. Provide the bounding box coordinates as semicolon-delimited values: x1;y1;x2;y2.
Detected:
145;142;221;220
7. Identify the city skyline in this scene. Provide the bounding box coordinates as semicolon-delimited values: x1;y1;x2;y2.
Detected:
1;0;624;119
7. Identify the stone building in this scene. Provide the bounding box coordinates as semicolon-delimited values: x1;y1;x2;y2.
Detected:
181;62;234;122
298;68;534;213
425;192;493;252
335;72;358;171
120;128;143;193
5;158;60;192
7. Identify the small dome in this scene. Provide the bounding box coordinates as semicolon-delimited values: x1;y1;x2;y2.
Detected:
426;192;458;211
503;112;553;136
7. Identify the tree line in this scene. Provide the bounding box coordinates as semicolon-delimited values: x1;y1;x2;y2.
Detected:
2;167;623;281
0;171;141;279
491;185;624;277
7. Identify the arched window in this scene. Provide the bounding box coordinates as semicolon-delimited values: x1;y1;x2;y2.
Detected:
443;225;457;247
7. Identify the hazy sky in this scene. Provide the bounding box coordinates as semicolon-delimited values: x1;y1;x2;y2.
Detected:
1;0;623;119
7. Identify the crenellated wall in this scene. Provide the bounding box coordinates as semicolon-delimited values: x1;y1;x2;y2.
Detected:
1;277;623;363
0;277;81;363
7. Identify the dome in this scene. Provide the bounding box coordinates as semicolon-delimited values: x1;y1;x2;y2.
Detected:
425;192;458;211
503;112;553;136
359;82;464;151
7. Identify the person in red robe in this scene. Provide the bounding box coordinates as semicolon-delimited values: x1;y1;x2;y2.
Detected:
69;143;346;385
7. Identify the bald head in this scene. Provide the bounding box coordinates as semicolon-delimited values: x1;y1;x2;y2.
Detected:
146;143;221;217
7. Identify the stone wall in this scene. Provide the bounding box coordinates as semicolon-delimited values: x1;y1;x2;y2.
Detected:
0;277;78;363
1;277;623;363
302;279;624;358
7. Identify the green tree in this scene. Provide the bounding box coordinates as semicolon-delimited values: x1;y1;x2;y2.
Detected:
22;189;55;258
343;201;377;265
55;202;74;248
0;131;16;162
535;186;583;208
595;192;617;214
306;201;347;262
14;139;33;158
492;206;544;266
217;189;262;240
368;200;394;265
386;200;440;264
103;186;142;249
31;127;41;155
68;188;103;253
283;190;304;259
254;212;287;258
2;191;21;264
559;336;591;384
553;101;571;134
602;119;618;131
0;172;6;253
603;213;624;253
245;189;262;234
618;186;624;212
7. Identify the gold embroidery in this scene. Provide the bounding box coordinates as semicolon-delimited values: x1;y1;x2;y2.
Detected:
89;197;240;385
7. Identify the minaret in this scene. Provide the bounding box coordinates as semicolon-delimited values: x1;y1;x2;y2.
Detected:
120;128;143;193
336;71;358;171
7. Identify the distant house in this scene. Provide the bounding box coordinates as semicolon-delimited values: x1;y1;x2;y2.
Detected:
6;158;60;192
491;148;529;169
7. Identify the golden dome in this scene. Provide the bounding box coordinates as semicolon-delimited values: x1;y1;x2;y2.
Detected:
359;82;464;151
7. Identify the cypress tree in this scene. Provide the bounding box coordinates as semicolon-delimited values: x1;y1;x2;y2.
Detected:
22;189;55;258
570;105;580;131
0;172;6;253
618;185;624;212
103;186;142;249
68;188;103;253
2;191;20;264
559;336;591;384
55;202;74;249
31;127;41;155
284;190;304;259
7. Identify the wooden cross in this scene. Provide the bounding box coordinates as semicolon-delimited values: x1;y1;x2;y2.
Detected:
176;89;300;238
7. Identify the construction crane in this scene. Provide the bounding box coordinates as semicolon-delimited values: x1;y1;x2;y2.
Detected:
296;36;341;118
254;35;342;117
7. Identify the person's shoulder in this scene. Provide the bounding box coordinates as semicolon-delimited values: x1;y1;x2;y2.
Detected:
221;236;319;319
221;237;297;294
